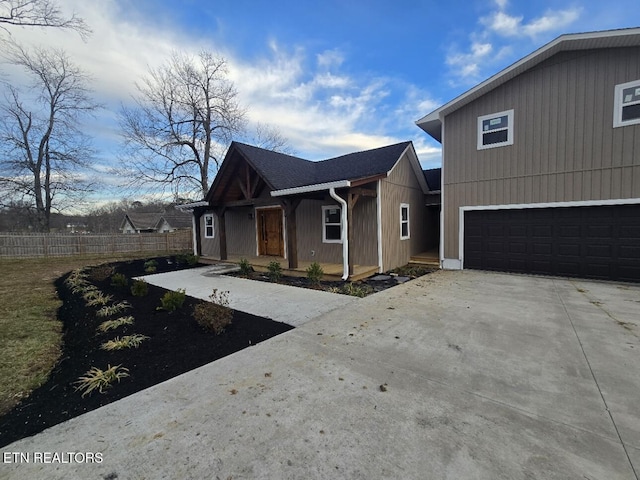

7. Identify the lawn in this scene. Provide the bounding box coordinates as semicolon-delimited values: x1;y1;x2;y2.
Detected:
0;253;155;420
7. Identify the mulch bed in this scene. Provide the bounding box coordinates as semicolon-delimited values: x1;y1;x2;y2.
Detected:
0;256;293;448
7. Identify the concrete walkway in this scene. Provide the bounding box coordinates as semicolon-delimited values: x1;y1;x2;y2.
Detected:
2;271;639;479
140;266;357;327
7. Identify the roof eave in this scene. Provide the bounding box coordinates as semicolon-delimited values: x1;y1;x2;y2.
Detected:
416;27;640;129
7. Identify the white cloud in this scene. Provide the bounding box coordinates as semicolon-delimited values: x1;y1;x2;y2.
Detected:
482;7;582;39
317;48;345;69
447;3;581;84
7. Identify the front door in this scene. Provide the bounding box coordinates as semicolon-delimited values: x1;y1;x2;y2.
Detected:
258;208;284;256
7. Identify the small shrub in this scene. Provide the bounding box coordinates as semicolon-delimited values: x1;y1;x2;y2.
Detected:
110;273;128;288
306;262;324;286
193;289;233;334
98;316;134;333
267;260;282;282
74;364;129;398
331;282;374;298
176;253;199;266
130;279;149;297
81;286;102;301
89;265;115;282
96;301;131;318
238;258;253;276
85;292;114;307
157;289;186;312
101;334;149;351
144;259;158;273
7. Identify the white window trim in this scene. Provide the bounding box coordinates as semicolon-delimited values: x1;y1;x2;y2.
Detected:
614;79;640;128
322;205;342;244
400;203;410;240
203;213;214;238
477;109;514;150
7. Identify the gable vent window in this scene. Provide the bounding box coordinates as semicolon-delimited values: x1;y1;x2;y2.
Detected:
322;206;342;243
204;214;214;238
477;109;514;150
614;79;640;127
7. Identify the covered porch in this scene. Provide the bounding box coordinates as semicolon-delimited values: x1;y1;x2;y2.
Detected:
200;255;379;282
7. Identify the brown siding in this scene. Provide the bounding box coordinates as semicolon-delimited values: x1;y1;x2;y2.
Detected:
380;153;429;270
443;47;640;259
227;207;257;256
295;199;342;264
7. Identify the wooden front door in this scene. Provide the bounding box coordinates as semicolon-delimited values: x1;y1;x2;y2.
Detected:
258;208;284;256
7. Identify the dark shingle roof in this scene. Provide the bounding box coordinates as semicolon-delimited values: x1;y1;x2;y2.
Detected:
423;168;441;191
123;212;161;230
234;141;412;190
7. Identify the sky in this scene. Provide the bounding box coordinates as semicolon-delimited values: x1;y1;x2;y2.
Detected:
2;0;640;210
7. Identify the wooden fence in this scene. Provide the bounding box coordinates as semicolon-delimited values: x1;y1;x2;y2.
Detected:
0;230;193;258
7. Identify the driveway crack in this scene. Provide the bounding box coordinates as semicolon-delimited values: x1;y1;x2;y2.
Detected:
554;279;638;480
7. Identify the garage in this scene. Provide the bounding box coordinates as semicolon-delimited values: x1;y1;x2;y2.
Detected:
463;204;640;282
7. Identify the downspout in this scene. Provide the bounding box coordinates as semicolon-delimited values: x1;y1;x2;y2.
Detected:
329;187;349;280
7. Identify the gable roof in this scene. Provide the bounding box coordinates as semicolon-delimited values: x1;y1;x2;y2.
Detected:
206;140;427;202
423;168;441;192
121;212;161;231
158;212;192;229
417;27;640;142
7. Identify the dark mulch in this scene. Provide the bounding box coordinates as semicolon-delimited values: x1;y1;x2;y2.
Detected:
0;256;293;448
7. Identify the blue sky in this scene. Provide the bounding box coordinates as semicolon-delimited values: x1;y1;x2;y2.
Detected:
4;0;640;208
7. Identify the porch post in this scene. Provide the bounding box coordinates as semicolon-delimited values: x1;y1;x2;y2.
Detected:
193;207;204;256
215;207;227;260
282;199;301;269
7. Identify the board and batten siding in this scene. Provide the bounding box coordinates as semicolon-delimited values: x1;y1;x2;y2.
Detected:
380;152;428;271
294;196;378;266
227;207;257;256
199;212;219;257
443;46;640;260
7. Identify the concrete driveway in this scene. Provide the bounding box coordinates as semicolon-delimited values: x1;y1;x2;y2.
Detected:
140;265;357;327
2;270;639;479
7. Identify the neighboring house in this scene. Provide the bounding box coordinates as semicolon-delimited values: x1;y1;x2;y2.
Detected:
417;27;640;282
121;211;192;234
121;212;160;234
189;141;439;279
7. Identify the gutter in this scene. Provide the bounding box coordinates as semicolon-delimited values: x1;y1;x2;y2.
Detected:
271;180;351;197
329;187;349;281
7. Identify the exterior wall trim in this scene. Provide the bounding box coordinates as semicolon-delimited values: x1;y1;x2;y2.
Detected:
453;197;640;270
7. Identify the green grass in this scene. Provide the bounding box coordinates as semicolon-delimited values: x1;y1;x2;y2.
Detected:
0;253;165;417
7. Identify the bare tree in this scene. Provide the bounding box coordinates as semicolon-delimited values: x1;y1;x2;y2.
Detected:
251;122;295;155
0;44;99;231
0;0;90;38
119;50;246;199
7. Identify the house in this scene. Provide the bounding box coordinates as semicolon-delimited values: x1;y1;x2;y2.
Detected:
187;141;439;279
121;212;160;234
121;210;192;234
417;27;640;283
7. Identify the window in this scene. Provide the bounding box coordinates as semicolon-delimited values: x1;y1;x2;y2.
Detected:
204;214;214;238
477;109;514;150
614;79;640;127
400;204;410;240
322;205;342;243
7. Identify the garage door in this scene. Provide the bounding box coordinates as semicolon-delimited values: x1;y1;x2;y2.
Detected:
463;204;640;282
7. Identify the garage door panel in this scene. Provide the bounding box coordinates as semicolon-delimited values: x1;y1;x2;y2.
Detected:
463;204;640;282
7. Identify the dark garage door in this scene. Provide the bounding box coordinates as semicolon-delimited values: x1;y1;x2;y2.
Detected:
464;204;640;282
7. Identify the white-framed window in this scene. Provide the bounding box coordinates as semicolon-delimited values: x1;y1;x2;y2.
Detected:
322;205;342;243
477;109;514;150
204;214;214;238
400;203;410;240
614;79;640;127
